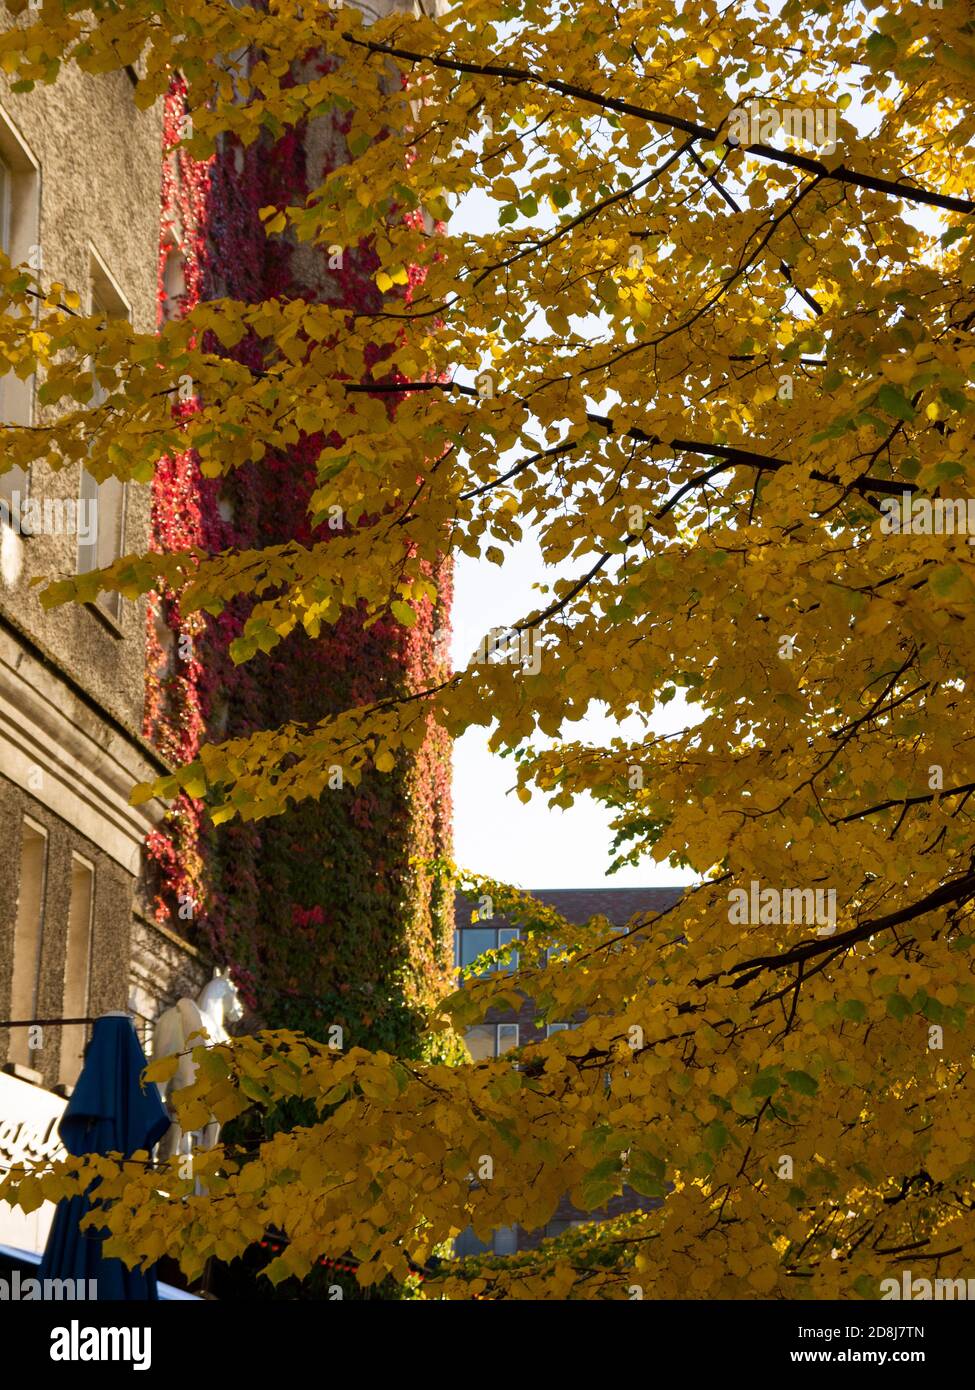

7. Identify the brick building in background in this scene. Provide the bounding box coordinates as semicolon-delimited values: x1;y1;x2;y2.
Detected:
0;0;453;1273
453;887;684;1256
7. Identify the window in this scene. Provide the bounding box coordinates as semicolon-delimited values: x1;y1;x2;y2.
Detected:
544;1219;584;1240
7;820;48;1069
453;1227;491;1259
456;926;494;973
0;107;40;520
161;238;187;322
463;1022;520;1060
492;1226;518;1255
454;924;520;976
464;1024;495;1061
59;857;94;1086
78;249;130;623
498;926;519;969
547;1022;570;1036
453;1225;519;1259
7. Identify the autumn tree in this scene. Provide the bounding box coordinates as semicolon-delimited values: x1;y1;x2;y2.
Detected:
2;0;975;1298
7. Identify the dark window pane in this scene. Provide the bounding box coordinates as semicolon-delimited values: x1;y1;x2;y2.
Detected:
498;926;519;970
459;927;495;971
493;1226;518;1255
454;1226;491;1258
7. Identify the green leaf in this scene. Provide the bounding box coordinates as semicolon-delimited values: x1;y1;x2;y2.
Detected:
939;387;969;413
580;1155;622;1209
785;1070;818;1096
865;31;897;69
930;564;962;598
628;1149;665;1181
838;998;866;1022
876;383;915;421
390;599;417;627
704;1120;730;1153
628;1171;668;1199
886;993;911;1020
941;224;970;248
926;459;965;485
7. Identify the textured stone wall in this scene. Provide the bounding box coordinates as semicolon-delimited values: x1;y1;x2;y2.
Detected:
0;777;133;1087
0;50;162;729
0;35;204;1088
128;913;207;1058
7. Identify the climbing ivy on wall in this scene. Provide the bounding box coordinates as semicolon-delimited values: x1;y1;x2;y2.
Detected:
146;81;456;1062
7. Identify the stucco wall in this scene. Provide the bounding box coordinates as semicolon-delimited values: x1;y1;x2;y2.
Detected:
0;25;207;1089
0;777;132;1087
0;42;162;732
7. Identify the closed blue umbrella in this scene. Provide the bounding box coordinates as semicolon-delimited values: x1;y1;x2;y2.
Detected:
40;1012;171;1300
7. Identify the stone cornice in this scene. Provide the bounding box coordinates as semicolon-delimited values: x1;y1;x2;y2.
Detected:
0;623;166;873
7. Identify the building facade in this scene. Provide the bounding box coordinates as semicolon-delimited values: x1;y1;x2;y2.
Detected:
1;0;453;1091
0;0;450;1273
0;49;206;1250
453;887;684;1255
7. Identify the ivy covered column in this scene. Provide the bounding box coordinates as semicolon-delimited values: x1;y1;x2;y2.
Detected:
148;36;454;1062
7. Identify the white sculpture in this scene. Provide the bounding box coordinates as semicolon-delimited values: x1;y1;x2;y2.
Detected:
152;967;244;1162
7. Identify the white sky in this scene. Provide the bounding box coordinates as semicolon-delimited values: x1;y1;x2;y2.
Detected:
446;195;695;890
451;549;697;891
447;67;940;894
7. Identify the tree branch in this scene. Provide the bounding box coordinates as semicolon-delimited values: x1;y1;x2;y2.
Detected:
341;33;975;215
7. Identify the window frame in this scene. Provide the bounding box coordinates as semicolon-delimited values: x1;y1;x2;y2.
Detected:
77;246;131;627
59;854;95;1086
455;923;521;975
463;1022;521;1060
7;817;49;1070
0;106;40;519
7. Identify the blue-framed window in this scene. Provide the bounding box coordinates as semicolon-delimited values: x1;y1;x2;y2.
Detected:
454;925;520;975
